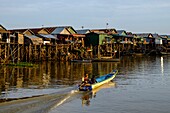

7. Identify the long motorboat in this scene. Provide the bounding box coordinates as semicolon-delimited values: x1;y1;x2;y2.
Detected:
79;70;118;91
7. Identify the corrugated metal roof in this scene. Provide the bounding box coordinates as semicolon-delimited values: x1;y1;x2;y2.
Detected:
136;33;153;38
117;30;127;36
76;29;90;34
24;34;40;39
0;24;7;31
167;35;170;40
90;28;117;34
39;34;58;40
9;29;28;34
152;33;161;39
44;27;57;33
51;27;65;34
160;35;168;38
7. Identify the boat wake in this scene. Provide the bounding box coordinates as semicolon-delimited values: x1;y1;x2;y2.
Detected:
0;86;84;113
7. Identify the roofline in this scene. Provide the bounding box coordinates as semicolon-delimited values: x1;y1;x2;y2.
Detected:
0;24;8;31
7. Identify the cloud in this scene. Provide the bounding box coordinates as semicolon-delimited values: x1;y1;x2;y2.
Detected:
1;0;170;34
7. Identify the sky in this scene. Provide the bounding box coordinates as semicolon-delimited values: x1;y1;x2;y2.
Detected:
0;0;170;35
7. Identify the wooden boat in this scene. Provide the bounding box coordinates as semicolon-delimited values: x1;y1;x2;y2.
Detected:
71;59;92;63
132;53;144;56
79;70;118;91
92;58;120;62
92;57;120;62
160;52;170;55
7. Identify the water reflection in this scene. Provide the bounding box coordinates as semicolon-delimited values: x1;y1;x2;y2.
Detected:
0;61;119;100
1;56;170;113
81;82;116;107
1;56;165;100
161;56;164;75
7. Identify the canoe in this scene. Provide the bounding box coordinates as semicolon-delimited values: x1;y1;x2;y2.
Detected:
79;70;118;91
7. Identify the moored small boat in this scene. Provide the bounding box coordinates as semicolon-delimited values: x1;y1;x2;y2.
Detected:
79;70;118;91
92;58;120;62
71;59;92;63
160;52;170;55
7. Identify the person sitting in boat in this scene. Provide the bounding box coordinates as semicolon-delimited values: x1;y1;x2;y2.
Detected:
80;74;97;87
84;74;89;82
80;74;91;86
82;74;89;82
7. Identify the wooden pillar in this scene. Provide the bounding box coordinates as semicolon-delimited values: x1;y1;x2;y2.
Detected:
55;45;58;61
45;45;48;61
25;46;27;62
0;44;1;63
18;44;20;62
21;44;24;62
90;45;93;58
49;45;51;60
82;38;84;47
8;43;10;62
98;45;100;58
66;45;69;61
111;43;113;58
39;45;42;61
34;45;37;61
118;43;120;59
4;43;7;62
29;44;32;62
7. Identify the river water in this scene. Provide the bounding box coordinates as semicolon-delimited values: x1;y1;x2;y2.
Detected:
0;55;170;113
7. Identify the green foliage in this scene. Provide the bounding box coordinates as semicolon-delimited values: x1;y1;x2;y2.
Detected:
7;62;38;67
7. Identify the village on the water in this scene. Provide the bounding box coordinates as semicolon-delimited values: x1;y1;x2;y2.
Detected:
0;24;170;64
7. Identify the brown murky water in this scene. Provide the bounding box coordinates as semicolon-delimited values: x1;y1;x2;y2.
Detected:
0;55;170;113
